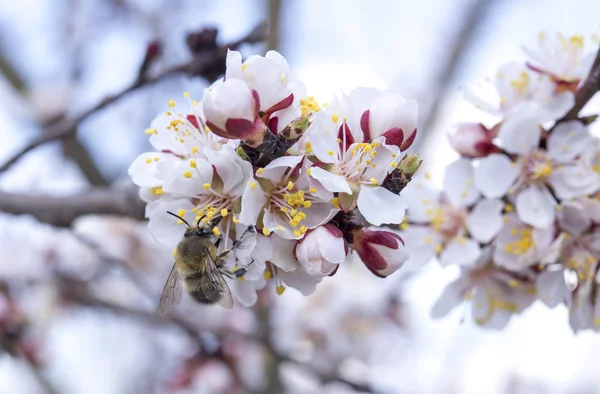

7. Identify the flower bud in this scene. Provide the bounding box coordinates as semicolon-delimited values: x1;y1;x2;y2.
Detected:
281;115;310;140
382;154;422;195
294;225;347;277
203;79;267;146
448;123;497;158
352;228;408;277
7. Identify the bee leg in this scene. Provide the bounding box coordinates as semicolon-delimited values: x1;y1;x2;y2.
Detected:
214;237;222;248
217;249;231;259
218;268;236;279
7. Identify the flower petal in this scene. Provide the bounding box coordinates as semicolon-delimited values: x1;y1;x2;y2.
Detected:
547;121;591;163
515;185;556;228
357;185;406;225
431;277;469;318
401;177;441;223
309;167;352;194
128;152;171;188
497;102;543;154
443;159;480;207
536;269;567;308
466;198;504;243
239;181;268;226
439;237;481;267
147;198;196;248
474;154;519;198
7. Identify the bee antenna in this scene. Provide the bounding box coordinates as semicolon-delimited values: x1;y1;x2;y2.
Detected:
166;211;191;227
196;215;205;228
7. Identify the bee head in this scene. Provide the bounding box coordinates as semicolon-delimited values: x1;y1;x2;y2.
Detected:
167;211;223;239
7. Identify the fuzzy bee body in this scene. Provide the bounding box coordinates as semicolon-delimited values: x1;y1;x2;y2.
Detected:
158;212;256;315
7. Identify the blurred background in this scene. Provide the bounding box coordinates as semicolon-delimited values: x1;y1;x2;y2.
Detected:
0;0;600;393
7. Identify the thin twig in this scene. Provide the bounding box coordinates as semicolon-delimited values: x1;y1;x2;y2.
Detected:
0;23;267;174
0;185;145;227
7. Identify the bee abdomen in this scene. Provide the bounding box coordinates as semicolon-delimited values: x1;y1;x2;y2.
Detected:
184;274;222;304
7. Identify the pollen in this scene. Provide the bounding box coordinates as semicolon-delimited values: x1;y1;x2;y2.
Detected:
203;183;211;190
330;197;340;209
189;160;197;168
168;100;176;108
212;227;221;237
256;167;264;174
287;181;294;190
505;228;535;255
183;171;193;178
262;227;272;236
220;209;228;217
276;285;286;295
331;114;339;123
172;248;177;257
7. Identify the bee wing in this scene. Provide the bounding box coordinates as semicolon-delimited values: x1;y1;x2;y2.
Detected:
159;264;183;315
205;255;234;309
231;226;257;260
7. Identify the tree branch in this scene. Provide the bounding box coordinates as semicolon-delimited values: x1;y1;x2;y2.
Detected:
0;23;267;174
556;44;600;123
0;186;145;227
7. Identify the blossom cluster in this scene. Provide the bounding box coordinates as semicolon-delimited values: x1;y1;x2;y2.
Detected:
129;50;421;306
401;32;600;331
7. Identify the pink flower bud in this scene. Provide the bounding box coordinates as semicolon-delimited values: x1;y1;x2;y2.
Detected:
202;79;267;145
448;123;498;158
294;225;347;277
352;228;408;278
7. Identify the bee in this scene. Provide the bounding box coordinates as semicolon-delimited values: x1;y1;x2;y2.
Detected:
158;211;256;315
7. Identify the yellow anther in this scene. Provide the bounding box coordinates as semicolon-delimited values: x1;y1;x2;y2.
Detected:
287;181;294;190
152;187;163;195
145;128;157;135
168;100;176;108
232;216;240;224
189;160;197;168
203;183;211;190
192;146;199;154
331;114;339;123
276;285;286;295
369;177;378;185
183;92;190;98
153;156;159;162
303;201;312;208
251;181;257;189
212;227;221;237
262;227;272;236
221;209;228;217
183;171;193;178
264;270;272;281
434;244;443;253
204;125;211;133
242;63;248;72
504;204;514;213
177;209;186;217
328;150;335;156
331;197;339;209
309;188;317;193
172;248;177;257
257;168;264;174
306;168;312;176
145;158;152;164
391;162;398;168
508;279;519;288
424;236;432;244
